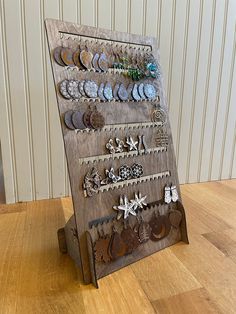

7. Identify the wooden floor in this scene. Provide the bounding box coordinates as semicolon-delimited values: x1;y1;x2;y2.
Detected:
0;180;236;313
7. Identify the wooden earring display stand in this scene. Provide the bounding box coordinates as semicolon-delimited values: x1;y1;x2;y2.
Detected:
45;19;188;288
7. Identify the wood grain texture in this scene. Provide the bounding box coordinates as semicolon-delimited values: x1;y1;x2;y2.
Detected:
152;288;222;314
45;18;188;285
0;179;236;313
0;0;236;203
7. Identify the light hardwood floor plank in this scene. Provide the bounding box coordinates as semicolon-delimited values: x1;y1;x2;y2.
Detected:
152;288;222;314
0;180;236;313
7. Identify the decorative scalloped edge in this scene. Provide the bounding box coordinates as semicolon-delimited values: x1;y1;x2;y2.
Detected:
99;170;170;193
66;94;159;103
75;121;162;134
84;171;170;198
88;200;167;229
78;146;167;165
59;32;152;50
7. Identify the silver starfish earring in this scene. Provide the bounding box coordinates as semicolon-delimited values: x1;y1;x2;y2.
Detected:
126;136;138;151
113;195;137;220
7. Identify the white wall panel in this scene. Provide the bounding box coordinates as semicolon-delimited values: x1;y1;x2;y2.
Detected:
0;0;235;203
199;0;227;182
210;0;236;181
177;0;201;183
44;0;66;199
114;0;128;32
188;0;214;183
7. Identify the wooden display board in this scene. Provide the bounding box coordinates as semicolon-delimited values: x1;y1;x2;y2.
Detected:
45;19;188;288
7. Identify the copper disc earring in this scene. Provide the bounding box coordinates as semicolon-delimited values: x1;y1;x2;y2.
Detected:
60;47;74;67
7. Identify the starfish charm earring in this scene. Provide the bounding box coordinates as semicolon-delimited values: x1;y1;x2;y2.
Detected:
126;136;138;151
113;195;137;219
130;192;147;210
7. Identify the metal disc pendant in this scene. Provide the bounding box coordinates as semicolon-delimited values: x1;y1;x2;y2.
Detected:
60;47;74;67
92;53;101;72
72;111;86;129
144;83;157;100
138;83;146;100
132;83;141;101
103;82;113;101
120;226;140;255
98;52;109;72
78;80;86;97
83;108;92;128
98;83;106;102
118;84;128;101
127;83;134;101
80;49;93;69
59;80;71;99
89;109;105;129
119;165;132;180
53;46;65;66
64;110;75;130
84;80;98;98
152;107;167;124
73;49;83;69
131;163;143;178
113;83;120;101
67;80;81;100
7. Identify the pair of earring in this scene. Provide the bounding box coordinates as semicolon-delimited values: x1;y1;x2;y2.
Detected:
164;185;178;204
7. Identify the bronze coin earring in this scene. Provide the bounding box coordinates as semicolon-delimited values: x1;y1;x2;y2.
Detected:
89;107;105;130
73;47;84;69
83;106;93;129
60;47;74;67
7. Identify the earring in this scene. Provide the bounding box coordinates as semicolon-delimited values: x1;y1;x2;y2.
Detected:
171;185;179;202
164;186;171;204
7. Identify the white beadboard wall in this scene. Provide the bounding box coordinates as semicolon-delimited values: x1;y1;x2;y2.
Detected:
0;0;236;203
